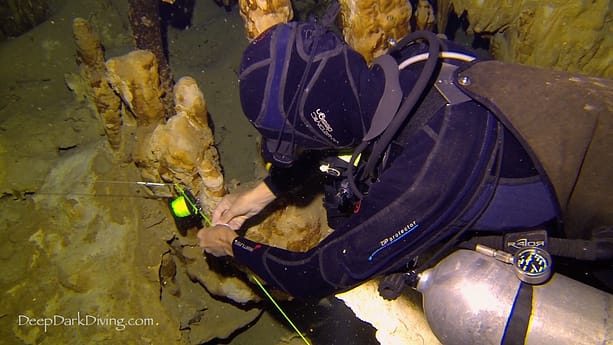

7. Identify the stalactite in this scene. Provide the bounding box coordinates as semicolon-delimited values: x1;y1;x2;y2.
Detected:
72;18;123;151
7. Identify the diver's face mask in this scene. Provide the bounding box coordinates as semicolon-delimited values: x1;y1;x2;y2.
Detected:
262;133;333;168
262;137;299;167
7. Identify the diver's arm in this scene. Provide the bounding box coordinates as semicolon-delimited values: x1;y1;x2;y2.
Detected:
230;106;502;299
231;236;339;298
197;225;238;257
212;182;276;230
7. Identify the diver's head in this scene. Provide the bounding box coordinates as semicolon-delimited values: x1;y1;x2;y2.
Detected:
238;21;369;167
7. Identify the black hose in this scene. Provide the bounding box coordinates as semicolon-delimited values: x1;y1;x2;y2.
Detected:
548;237;613;261
461;235;613;261
348;30;442;199
363;31;441;179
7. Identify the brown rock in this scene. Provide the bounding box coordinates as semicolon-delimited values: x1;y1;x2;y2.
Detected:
339;0;412;63
72;18;122;150
147;77;225;214
245;194;333;252
440;0;612;77
106;50;166;126
415;0;436;31
239;0;294;40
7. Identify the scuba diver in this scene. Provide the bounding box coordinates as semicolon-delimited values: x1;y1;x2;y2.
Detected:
196;9;613;301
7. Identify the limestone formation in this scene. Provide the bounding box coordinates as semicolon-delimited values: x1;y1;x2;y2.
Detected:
158;237;263;343
414;0;436;31
72;17;248;318
183;245;260;304
105;50;167;182
239;0;294;40
76;30;225;214
71;18;122;150
73;46;261;343
438;0;612;77
148;76;226;215
245;193;333;252
106;50;166;126
338;0;412;63
336;280;441;345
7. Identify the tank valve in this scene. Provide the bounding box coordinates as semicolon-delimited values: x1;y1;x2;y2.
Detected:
475;244;513;264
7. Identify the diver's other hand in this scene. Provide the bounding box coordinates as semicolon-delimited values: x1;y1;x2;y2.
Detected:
212;181;276;230
197;225;238;257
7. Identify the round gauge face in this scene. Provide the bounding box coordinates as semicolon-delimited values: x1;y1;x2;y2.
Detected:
513;247;552;284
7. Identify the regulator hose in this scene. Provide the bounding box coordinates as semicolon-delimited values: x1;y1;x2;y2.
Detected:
460;230;613;261
348;30;442;199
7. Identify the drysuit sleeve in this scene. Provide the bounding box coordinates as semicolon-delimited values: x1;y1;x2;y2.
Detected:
231;102;503;299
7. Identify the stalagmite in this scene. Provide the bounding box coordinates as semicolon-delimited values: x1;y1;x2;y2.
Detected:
338;0;412;63
238;0;294;40
106;50;166;126
72;18;122;150
65;6;308;343
105;50;166;179
149;76;226;215
74;23;225;241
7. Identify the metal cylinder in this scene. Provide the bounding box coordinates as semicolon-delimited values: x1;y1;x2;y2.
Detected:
416;249;612;345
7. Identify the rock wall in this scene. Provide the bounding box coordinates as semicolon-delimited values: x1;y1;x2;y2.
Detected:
239;0;294;40
440;0;612;77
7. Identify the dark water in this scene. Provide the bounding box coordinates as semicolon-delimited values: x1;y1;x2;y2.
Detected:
272;298;379;345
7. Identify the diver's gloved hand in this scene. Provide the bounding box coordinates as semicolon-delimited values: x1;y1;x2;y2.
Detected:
212;181;276;230
197;225;237;257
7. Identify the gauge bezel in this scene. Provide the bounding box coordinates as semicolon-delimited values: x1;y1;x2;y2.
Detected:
513;246;552;285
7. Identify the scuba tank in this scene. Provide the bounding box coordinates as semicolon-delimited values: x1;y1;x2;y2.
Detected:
415;248;612;345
